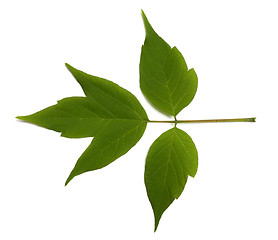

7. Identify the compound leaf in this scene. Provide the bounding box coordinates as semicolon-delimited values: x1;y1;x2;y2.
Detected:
17;64;148;185
140;11;198;116
144;127;198;231
17;11;203;231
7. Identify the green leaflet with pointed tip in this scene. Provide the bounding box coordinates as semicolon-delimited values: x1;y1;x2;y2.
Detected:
140;11;198;117
17;64;148;185
144;127;198;231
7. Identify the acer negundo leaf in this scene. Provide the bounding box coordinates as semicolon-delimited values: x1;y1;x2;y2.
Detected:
16;10;255;233
17;64;148;185
144;127;198;231
140;10;198;117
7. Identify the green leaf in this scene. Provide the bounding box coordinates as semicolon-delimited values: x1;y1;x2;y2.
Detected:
144;127;198;231
15;11;257;233
140;11;198;117
17;64;148;185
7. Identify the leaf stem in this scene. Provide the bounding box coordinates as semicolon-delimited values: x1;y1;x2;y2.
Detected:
174;116;177;127
148;117;256;124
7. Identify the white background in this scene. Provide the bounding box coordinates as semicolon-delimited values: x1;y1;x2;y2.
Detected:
1;0;278;239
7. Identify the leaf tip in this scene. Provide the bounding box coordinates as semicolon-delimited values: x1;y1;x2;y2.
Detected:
154;216;161;232
154;224;158;232
65;63;72;71
141;10;153;35
65;175;73;186
65;63;78;75
65;168;78;186
16;115;29;122
141;9;146;18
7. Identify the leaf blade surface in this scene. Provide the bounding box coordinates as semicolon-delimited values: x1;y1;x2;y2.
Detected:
144;127;198;231
140;11;198;116
65;120;146;185
66;63;148;120
17;65;148;184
